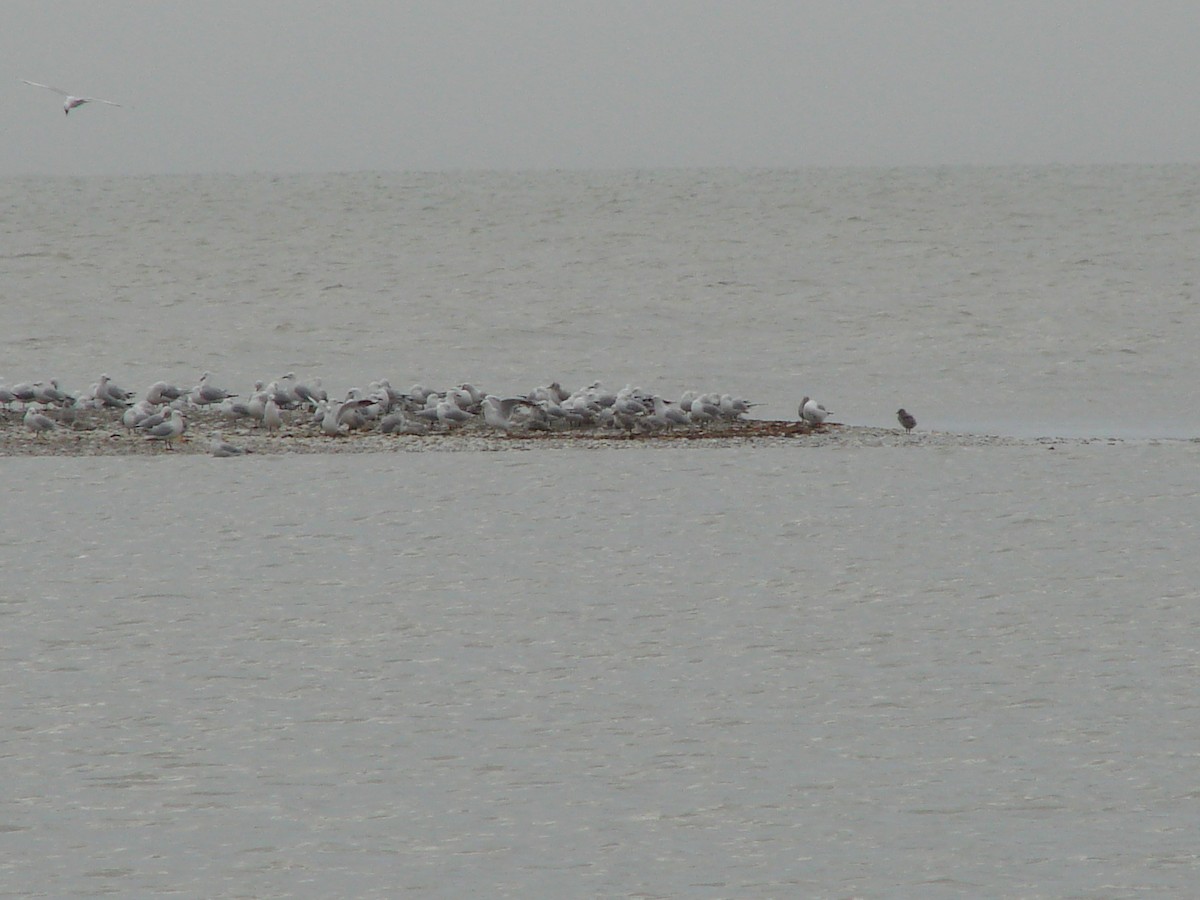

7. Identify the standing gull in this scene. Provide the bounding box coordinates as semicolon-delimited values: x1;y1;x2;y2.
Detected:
263;398;283;433
24;405;62;439
897;408;917;433
21;79;125;115
145;409;186;449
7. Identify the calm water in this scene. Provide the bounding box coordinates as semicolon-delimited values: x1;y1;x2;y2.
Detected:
3;167;1200;897
5;165;1199;435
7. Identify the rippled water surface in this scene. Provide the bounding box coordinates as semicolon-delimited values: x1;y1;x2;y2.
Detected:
3;167;1200;896
4;165;1199;435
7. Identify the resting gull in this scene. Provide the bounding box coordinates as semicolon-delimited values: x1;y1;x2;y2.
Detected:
897;408;917;433
191;372;238;406
122;400;157;431
800;396;831;426
379;411;428;435
95;374;135;408
32;380;72;405
146;381;187;406
209;432;250;457
436;397;474;428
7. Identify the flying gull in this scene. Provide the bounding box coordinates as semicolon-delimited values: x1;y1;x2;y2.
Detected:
21;79;125;115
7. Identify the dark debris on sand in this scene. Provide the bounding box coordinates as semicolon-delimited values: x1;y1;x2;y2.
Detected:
0;406;830;457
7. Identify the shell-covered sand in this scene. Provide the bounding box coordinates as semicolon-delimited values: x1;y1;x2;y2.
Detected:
0;406;1134;457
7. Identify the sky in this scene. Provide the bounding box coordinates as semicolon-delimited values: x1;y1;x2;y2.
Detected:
5;1;1200;176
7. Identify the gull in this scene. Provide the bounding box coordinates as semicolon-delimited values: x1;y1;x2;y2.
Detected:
291;376;326;408
24;405;62;438
457;383;486;406
800;396;831;426
407;383;434;405
719;394;754;420
349;386;387;419
266;379;299;410
614;390;647;418
527;381;569;404
190;372;238;406
122;400;157;432
446;387;477;412
559;394;599;427
379;411;428;435
318;397;372;436
688;394;722;427
481;396;524;431
209;431;250;457
588;383;617;409
21;79;125;115
135;406;172;433
95;373;135;408
145;408;186;449
436;397;474;428
220;396;261;423
32;379;72;405
373;379;407;412
10;382;37;405
650;396;691;429
146;381;187;406
263;397;283;433
897;408;917;433
413;398;443;425
481;395;548;432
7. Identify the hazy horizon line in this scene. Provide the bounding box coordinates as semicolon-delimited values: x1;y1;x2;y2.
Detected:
5;159;1199;181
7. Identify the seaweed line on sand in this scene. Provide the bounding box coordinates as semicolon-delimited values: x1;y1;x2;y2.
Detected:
0;407;1112;457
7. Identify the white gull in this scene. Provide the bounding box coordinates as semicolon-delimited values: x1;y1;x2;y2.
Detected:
21;79;125;115
800;396;831;426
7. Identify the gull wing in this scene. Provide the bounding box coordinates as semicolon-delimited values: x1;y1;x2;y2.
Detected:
22;79;126;107
21;78;71;96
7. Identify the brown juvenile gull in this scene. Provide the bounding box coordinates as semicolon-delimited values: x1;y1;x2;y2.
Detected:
897;408;917;433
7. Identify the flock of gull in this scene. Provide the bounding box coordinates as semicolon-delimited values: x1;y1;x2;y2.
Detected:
0;371;900;455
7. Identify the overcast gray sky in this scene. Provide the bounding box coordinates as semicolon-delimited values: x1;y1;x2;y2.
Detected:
6;1;1200;176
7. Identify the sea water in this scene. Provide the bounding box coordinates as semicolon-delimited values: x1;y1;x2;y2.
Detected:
2;167;1199;897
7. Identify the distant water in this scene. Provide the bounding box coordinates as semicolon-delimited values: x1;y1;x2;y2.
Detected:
3;165;1198;436
4;167;1200;897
